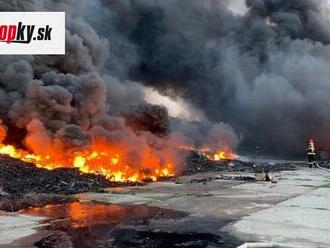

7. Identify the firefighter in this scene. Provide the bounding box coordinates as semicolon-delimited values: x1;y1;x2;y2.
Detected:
307;139;317;168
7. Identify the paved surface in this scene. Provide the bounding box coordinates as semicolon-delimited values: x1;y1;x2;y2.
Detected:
232;169;330;248
0;213;45;245
80;167;330;247
1;166;329;247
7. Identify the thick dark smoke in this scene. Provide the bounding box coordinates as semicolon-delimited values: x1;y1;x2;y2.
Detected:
93;0;330;157
124;104;170;137
0;0;191;174
1;0;330;159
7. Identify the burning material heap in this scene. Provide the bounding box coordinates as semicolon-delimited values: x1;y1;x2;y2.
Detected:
0;119;178;182
0;118;237;183
201;148;238;161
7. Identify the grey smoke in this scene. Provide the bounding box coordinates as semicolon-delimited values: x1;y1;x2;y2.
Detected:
91;0;330;157
0;0;192;173
1;0;329;159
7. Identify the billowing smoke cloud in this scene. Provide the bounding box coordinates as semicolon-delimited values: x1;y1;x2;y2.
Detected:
87;0;330;157
171;119;239;153
0;0;192;177
3;0;329;161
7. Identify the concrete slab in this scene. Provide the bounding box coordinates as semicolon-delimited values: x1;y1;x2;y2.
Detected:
0;214;45;245
232;171;330;247
2;166;328;247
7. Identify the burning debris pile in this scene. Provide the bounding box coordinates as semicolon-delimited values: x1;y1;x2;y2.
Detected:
0;155;116;196
183;150;240;174
183;150;296;175
0;154;124;211
0;112;238;185
0;118;179;183
183;151;216;174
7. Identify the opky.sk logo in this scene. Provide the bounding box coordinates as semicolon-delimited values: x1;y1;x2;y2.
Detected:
0;22;52;44
0;12;64;55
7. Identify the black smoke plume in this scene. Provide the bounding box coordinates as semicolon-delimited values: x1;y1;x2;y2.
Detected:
95;0;330;157
1;0;330;159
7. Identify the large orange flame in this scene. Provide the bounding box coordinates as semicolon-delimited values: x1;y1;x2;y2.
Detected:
0;121;175;182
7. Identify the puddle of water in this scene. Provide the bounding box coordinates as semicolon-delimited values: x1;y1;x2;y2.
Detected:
15;202;241;248
22;202;179;228
17;202;183;247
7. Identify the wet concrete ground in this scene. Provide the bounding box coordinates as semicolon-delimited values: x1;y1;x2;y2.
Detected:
232;168;330;247
3;202;241;248
1;164;329;247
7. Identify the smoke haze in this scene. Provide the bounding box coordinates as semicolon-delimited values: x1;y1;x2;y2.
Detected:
96;0;330;157
1;0;330;159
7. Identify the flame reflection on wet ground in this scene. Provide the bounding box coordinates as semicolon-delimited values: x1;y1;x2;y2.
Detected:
19;202;241;248
20;202;183;247
23;202;181;229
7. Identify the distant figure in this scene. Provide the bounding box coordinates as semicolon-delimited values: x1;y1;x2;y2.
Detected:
307;139;317;168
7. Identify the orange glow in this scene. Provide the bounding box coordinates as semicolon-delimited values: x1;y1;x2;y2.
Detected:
212;151;237;161
23;202;179;230
0;121;175;183
178;144;237;161
198;147;238;161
